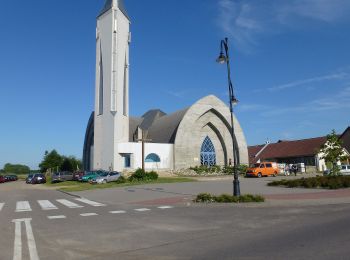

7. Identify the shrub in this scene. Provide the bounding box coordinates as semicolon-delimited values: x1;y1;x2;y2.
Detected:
128;169;159;182
145;171;158;180
116;176;126;184
194;193;264;203
190;165;221;174
195;193;214;202
267;176;350;190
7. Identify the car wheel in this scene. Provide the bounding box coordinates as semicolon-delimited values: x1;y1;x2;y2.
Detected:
103;179;107;184
273;172;277;177
257;173;262;178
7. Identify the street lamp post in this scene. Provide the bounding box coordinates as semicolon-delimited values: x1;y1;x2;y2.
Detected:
216;37;241;197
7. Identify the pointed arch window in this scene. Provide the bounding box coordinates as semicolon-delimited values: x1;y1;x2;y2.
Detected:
200;136;216;166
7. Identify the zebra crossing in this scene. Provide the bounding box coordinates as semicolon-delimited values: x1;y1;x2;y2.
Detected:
0;198;107;213
0;198;175;218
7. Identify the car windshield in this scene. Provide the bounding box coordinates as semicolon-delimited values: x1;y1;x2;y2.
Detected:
28;174;33;178
100;173;109;177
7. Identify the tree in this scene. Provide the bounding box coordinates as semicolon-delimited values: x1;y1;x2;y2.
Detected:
39;150;63;173
3;163;30;175
38;150;82;173
319;130;348;175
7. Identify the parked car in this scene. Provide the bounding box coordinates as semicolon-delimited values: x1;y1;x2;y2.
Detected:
0;175;5;183
246;162;279;178
51;171;74;183
73;171;85;181
92;171;121;184
26;174;34;183
31;173;46;184
340;165;350;176
4;175;18;182
81;171;104;182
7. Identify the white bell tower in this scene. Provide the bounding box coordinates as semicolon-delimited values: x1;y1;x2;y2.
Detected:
93;0;130;171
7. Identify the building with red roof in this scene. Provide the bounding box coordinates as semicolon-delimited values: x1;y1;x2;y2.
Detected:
248;127;350;172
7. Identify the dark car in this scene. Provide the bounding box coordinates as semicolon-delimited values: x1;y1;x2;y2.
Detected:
4;175;18;182
0;175;5;183
26;174;34;184
31;173;46;184
51;171;74;183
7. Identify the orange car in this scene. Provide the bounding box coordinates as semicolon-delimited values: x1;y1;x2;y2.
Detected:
246;162;279;178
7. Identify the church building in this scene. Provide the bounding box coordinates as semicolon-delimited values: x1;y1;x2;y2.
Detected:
83;0;249;172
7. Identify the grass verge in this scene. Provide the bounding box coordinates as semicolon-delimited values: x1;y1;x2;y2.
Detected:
45;177;196;192
194;193;265;203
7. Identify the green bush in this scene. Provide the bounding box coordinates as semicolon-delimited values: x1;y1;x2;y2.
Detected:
268;176;350;189
194;193;214;202
194;193;265;203
145;171;158;180
190;165;221;174
116;176;126;184
128;169;159;182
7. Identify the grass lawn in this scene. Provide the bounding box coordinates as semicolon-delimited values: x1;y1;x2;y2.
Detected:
45;177;196;192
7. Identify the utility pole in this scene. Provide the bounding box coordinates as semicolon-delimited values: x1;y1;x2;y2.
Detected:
136;130;152;171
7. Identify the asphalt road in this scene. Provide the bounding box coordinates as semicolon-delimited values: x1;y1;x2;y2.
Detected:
1;180;350;259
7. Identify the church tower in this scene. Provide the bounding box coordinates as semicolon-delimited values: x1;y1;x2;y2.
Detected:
93;0;131;171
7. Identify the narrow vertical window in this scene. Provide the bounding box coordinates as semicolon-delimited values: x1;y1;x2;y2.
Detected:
98;47;104;115
123;54;127;116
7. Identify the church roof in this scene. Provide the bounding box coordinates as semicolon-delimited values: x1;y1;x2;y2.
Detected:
129;107;189;144
147;108;189;143
98;0;129;19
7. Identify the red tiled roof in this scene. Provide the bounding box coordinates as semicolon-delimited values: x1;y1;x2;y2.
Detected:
248;136;327;164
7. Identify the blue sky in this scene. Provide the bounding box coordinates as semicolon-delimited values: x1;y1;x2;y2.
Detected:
0;0;349;169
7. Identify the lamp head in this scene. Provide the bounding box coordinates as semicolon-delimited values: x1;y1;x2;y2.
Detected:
216;52;227;64
231;96;239;106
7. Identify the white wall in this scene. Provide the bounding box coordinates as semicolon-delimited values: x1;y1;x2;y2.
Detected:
117;143;174;170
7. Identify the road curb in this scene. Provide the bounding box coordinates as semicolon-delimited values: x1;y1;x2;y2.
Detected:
57;189;82;198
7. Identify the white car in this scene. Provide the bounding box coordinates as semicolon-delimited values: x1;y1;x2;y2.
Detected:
93;171;121;184
340;165;350;176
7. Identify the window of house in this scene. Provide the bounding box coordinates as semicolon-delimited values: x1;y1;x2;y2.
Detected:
145;153;161;163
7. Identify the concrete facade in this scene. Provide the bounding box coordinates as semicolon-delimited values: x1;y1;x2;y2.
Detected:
173;95;248;169
93;1;130;171
83;1;249;172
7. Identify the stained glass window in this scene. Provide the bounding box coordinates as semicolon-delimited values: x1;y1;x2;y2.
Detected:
200;136;216;166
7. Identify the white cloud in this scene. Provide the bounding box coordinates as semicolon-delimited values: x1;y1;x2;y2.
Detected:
217;0;350;50
260;85;350;117
268;71;350;92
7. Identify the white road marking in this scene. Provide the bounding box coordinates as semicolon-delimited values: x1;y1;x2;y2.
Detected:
12;218;39;260
37;200;58;211
16;201;32;212
157;206;174;209
56;199;83;208
0;202;4;211
109;210;126;214
134;208;151;212
80;213;98;217
47;215;66;220
75;198;106;207
13;221;22;260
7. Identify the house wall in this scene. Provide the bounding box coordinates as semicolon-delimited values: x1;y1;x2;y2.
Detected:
117;142;174;170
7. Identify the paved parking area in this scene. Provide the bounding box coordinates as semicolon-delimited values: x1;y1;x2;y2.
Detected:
1;176;350;259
